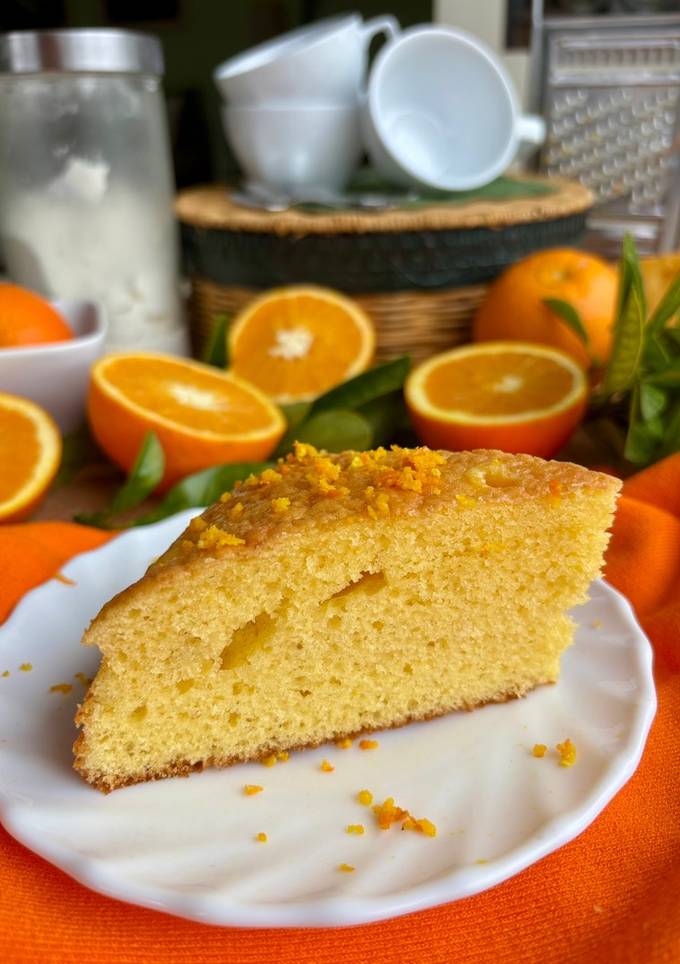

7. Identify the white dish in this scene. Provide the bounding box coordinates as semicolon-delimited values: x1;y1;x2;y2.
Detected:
214;14;398;106
364;26;545;191
223;103;363;193
0;510;656;929
0;298;106;432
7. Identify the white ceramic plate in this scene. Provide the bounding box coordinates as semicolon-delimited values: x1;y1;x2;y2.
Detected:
0;510;656;929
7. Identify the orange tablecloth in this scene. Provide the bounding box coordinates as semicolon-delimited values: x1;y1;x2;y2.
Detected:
1;460;679;964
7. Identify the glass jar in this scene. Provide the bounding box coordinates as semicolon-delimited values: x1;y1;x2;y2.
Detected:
0;29;188;353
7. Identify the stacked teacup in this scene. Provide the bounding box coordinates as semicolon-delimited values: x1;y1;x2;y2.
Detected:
214;14;399;196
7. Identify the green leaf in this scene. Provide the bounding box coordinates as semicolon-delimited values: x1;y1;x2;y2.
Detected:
602;284;645;396
280;401;312;431
357;392;409;447
54;425;102;486
311;357;410;414
543;298;589;345
659;399;680;459
202;313;231;368
135;460;271;526
643;333;673;371
621;233;647;320
109;432;165;513
644;367;680;389
293;409;372;452
75;432;165;527
665;329;680;349
639;382;668;421
624;420;658;465
647;267;680;337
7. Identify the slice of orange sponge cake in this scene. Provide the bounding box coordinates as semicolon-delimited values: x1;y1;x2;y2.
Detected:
74;444;620;791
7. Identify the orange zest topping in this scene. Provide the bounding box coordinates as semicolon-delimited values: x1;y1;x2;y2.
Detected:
320;759;335;773
372;797;436;836
196;525;245;549
255;832;268;843
338;863;355;873
532;743;548;758
357;789;373;806
336;737;353;749
19;663;32;672
346;824;365;835
261;754;277;768
229;501;244;518
271;497;290;514
556;738;577;767
243;784;263;796
359;739;379;751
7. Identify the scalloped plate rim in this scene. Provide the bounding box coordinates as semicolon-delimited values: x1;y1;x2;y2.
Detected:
0;510;657;929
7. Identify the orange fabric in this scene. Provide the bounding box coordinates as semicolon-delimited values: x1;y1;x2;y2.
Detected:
1;467;680;964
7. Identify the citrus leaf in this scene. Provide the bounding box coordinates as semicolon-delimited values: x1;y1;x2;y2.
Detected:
644;367;680;389
621;233;647;320
202;313;231;368
543;298;589;345
311;357;410;414
624;420;658;465
293;409;372;452
135;461;271;526
602;284;645;396
659;399;680;459
643;333;673;371
75;432;165;527
647;267;680;337
639;382;667;421
357;392;409;447
280;401;312;431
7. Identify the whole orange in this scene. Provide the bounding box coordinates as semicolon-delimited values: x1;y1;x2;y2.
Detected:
472;249;618;369
0;284;73;348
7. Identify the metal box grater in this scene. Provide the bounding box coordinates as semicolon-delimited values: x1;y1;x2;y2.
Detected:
531;13;680;256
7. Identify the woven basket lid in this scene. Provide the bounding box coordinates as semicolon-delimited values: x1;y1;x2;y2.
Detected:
175;177;592;237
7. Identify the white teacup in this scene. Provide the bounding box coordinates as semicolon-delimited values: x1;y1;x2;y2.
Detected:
363;25;545;192
214;13;399;105
222;103;363;194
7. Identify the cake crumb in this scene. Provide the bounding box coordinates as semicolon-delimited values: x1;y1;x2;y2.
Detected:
261;754;277;768
243;784;263;796
338;863;355;873
556;738;577;767
49;683;72;695
346;824;365;835
336;737;353;749
19;663;32;672
357;789;373;806
255;832;268;843
359;739;379;751
320;759;335;772
532;743;548;758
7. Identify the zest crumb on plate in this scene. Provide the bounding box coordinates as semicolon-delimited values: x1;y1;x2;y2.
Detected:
243;784;263;796
336;737;353;749
357;789;373;806
1;670;9;678
372;797;437;836
532;743;548;758
74;672;92;687
346;824;365;835
556;738;577;767
320;759;335;772
260;754;277;768
338;863;355;873
19;663;32;672
49;683;72;695
255;832;267;843
359;739;379;751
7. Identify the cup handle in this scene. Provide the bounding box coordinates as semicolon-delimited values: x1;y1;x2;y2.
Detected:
515;114;546;147
361;14;400;45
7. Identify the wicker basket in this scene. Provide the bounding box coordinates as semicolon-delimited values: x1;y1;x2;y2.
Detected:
189;279;489;363
177;177;593;363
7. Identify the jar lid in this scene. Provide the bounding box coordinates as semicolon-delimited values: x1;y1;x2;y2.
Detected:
0;29;164;75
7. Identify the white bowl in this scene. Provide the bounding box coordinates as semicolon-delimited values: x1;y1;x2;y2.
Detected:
0;299;107;432
214;14;398;105
364;25;545;192
222;103;363;193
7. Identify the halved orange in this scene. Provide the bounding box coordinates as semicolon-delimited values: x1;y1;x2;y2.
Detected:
88;353;286;489
228;285;375;403
0;392;62;522
405;342;588;458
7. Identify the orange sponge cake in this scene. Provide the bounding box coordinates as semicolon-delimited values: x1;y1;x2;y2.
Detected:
74;445;620;792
